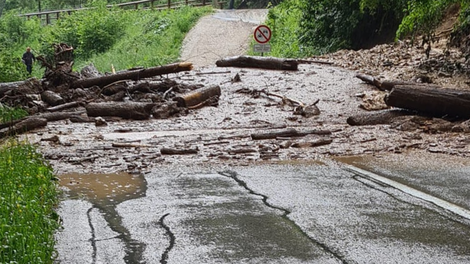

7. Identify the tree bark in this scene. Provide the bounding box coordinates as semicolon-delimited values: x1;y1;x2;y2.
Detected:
385;85;470;118
85;102;156;120
160;147;198;155
251;128;331;140
216;56;299;71
41;90;65;106
347;109;412;126
173;85;221;108
72;62;193;88
46;101;81;112
0;117;47;139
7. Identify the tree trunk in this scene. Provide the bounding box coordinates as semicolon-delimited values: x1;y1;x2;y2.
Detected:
216;56;299;71
85;102;156;120
385;85;470;118
72;62;193;88
41;90;65;106
0;117;47;139
347;109;412;126
251;128;331;140
173;85;221;108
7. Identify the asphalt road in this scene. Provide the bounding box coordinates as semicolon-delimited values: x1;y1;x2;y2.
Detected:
55;156;470;264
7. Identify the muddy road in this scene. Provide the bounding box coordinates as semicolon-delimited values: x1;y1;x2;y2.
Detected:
20;9;470;264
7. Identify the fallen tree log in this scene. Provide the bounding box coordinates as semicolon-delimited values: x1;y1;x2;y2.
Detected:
0;78;42;97
0;117;47;139
86;102;156;120
174;85;221;108
160;147;198;155
216;56;298;71
347;109;412;126
385;85;470;118
38;111;85;122
41;90;65;106
355;73;434;91
291;138;333;148
46;101;81;112
251;128;331;140
72;62;193;88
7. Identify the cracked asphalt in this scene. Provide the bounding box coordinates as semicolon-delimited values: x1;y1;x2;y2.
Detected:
49;9;470;264
55;157;470;264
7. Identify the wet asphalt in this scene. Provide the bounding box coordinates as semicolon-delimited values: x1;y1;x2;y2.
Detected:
51;9;470;264
55;156;470;264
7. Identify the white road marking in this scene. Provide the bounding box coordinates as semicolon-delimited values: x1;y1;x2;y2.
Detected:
344;165;470;220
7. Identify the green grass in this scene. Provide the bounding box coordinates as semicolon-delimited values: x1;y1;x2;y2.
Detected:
0;141;60;264
73;6;213;72
0;105;29;123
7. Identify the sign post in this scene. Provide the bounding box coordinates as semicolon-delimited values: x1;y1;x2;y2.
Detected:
253;25;271;56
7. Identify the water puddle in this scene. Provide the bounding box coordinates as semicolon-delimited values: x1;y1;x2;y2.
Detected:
59;172;147;263
59;172;146;203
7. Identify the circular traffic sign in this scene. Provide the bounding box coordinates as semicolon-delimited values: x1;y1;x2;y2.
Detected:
254;25;272;44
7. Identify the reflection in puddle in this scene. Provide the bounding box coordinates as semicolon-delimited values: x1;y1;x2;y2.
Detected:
59;172;147;264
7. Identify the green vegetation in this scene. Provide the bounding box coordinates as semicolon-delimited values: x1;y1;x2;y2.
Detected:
0;105;29;123
0;1;211;82
0;141;60;264
262;0;470;58
254;0;311;58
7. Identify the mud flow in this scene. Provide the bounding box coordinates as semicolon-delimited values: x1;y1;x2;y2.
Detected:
59;172;146;204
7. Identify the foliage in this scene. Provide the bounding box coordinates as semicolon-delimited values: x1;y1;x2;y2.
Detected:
250;0;313;58
43;0;125;59
299;0;407;54
397;0;454;41
77;5;212;72
0;105;29;122
0;141;59;264
0;53;29;82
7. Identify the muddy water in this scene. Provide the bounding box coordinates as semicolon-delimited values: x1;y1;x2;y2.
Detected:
59;172;147;263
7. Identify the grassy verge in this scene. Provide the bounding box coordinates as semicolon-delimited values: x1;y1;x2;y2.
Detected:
0;140;60;263
78;6;212;72
0;105;29;123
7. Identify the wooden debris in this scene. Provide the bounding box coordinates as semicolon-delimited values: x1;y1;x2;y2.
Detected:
46;101;81;112
228;148;258;154
112;142;151;148
385;85;470;118
86;102;156;120
291;138;333;148
72;62;193;88
251;128;331;140
347;109;412;126
0;117;47;139
41;90;65;106
355;73;383;90
160;147;198;155
355;73;436;91
174;85;221;108
216;56;298;71
296;59;334;65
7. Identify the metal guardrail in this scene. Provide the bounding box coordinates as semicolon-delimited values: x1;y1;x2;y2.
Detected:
21;0;225;25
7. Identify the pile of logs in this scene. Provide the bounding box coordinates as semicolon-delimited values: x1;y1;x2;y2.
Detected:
350;73;470;130
0;43;225;139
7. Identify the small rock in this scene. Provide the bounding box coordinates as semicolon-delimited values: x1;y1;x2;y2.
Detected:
94;117;108;126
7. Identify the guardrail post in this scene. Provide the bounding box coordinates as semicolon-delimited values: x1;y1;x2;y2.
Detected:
46;13;50;25
167;0;171;8
202;0;206;6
